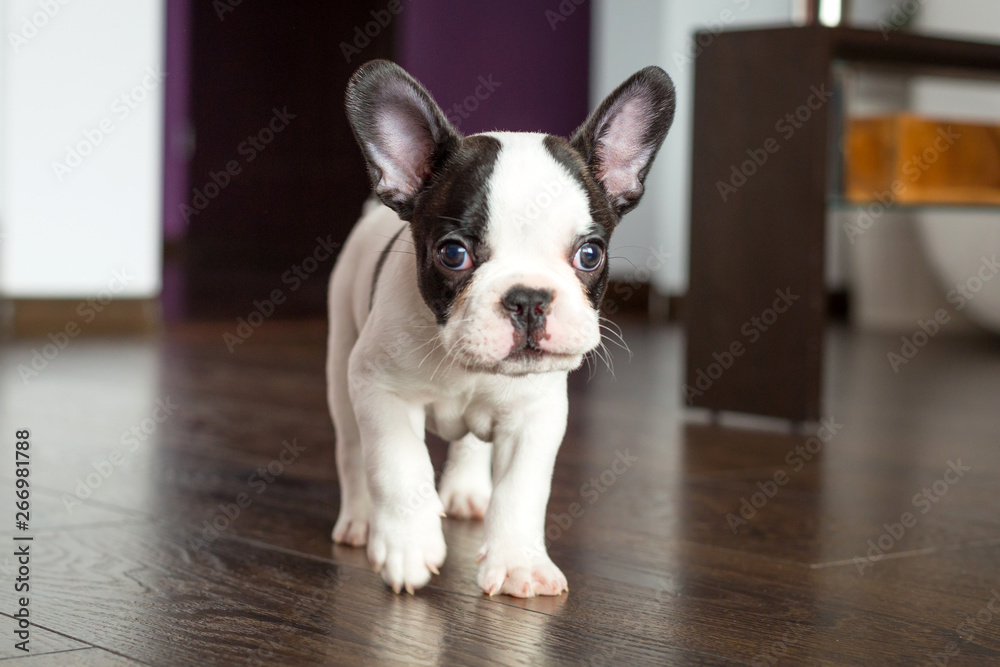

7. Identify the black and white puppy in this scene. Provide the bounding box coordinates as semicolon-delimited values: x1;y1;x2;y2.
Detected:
328;60;674;597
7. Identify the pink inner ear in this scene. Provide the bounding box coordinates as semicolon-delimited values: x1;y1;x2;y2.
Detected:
595;96;655;203
371;80;437;197
373;112;433;196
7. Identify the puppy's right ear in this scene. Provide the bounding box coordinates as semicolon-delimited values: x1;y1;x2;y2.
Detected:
345;60;460;220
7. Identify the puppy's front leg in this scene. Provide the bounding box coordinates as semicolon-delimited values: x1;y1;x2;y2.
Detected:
350;363;445;594
478;389;569;598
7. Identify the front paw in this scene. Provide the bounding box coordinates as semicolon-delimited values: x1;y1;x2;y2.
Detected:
367;508;446;594
477;545;568;598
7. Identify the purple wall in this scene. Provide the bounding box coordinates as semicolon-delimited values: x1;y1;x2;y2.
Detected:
162;2;591;241
163;0;190;242
398;0;591;138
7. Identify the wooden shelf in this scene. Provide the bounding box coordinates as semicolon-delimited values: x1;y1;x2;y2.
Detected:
844;114;1000;207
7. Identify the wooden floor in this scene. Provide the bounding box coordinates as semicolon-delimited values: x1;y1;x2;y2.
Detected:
1;319;999;665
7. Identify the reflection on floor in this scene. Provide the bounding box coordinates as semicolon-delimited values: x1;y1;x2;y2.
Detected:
0;320;998;665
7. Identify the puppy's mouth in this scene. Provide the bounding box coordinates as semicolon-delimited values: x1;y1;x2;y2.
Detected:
498;339;580;375
505;339;546;362
446;328;585;376
459;346;580;377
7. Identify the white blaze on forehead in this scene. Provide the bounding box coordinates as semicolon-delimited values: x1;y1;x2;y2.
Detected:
479;132;594;263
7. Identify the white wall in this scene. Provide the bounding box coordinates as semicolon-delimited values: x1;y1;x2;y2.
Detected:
913;0;1000;42
910;0;1000;117
591;0;668;289
592;0;796;296
0;0;164;298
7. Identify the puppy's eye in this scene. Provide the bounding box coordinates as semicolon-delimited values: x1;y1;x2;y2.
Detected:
437;241;472;271
573;242;604;272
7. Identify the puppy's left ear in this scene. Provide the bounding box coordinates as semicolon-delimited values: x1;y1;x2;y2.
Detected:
571;66;675;217
345;59;461;220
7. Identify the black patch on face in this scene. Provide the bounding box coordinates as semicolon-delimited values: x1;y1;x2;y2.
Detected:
408;134;502;325
542;135;618;309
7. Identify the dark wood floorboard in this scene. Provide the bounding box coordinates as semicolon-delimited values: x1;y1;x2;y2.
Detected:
0;648;146;665
0;618;86;660
0;320;998;665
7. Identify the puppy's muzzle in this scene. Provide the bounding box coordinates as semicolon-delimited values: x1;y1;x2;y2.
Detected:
501;285;553;350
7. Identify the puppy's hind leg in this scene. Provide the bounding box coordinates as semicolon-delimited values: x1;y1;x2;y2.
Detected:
439;434;492;519
328;320;371;547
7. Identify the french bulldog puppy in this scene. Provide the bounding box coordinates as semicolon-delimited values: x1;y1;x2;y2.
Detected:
328;60;674;596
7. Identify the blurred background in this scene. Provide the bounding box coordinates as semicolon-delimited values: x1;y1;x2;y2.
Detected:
1;0;998;411
2;4;1000;662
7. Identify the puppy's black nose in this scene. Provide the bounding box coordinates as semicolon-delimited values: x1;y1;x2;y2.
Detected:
501;286;553;333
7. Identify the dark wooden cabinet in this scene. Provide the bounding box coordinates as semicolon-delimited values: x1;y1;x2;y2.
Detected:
685;25;1000;421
